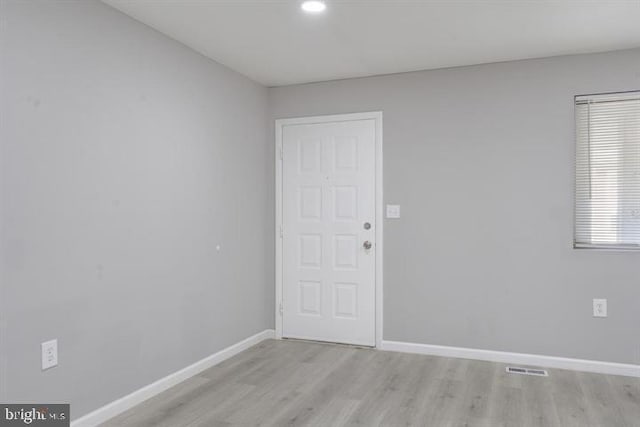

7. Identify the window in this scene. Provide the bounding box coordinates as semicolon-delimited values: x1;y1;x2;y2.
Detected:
575;91;640;249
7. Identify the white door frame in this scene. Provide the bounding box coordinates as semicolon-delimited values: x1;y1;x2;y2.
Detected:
275;111;383;348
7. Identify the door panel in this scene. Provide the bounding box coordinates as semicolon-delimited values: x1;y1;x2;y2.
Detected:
282;119;376;346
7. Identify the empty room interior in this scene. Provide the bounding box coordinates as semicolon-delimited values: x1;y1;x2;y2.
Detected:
2;0;640;426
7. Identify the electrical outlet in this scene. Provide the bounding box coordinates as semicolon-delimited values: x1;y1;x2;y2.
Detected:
593;299;607;318
41;339;58;370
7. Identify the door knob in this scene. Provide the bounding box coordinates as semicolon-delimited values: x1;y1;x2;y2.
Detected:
363;241;372;250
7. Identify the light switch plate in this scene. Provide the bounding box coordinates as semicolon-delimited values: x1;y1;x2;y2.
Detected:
386;204;401;219
41;339;58;370
593;299;607;318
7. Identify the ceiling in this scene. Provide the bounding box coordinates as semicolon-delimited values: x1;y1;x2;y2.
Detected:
102;0;640;87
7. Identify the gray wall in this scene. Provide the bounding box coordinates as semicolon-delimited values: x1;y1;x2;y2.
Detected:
0;0;270;418
269;49;640;365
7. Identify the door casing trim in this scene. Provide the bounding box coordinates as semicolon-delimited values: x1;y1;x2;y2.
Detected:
275;111;383;348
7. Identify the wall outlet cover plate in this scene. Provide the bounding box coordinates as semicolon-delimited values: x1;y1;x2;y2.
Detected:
42;339;58;370
593;298;607;318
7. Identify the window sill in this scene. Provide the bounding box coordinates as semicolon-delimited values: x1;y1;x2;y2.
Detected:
574;244;640;252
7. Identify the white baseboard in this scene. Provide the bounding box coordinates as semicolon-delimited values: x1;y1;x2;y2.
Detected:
381;340;640;378
71;329;275;427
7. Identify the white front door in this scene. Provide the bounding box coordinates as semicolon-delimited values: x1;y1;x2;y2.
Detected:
282;119;376;346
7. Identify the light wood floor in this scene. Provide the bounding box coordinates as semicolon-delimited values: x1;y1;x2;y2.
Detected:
102;339;640;427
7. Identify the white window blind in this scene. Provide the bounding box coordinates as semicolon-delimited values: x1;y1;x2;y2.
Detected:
575;91;640;249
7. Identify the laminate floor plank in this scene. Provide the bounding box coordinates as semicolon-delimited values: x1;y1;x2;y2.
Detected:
101;339;640;427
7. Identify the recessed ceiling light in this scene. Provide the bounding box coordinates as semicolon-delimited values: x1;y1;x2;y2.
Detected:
301;0;326;13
